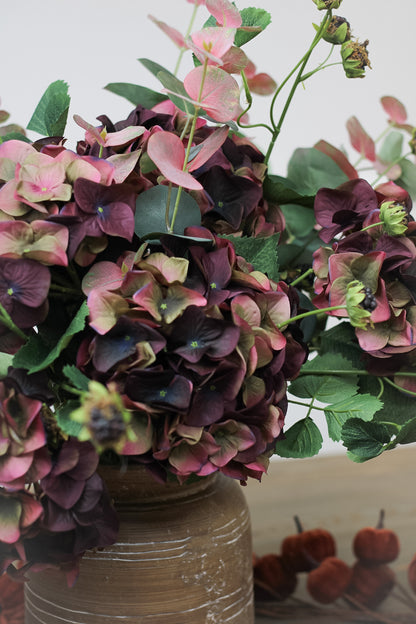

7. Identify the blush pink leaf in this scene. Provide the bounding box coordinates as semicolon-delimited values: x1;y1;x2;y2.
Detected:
205;0;242;28
346;116;376;162
147;131;203;190
184;66;240;122
148;15;186;48
380;96;407;124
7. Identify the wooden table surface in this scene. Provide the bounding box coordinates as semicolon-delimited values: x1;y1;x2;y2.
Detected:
244;446;416;623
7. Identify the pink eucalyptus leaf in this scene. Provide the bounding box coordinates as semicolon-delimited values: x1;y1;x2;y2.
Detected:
188;124;229;171
148;15;186;48
380;96;407;124
104;126;145;147
314;140;359;180
106;151;141;184
205;0;242;27
73;114;106;146
146;131;202;190
247;72;277;95
221;46;249;74
87;290;130;335
82;261;124;295
184;65;240;122
346;116;376;162
190;27;235;65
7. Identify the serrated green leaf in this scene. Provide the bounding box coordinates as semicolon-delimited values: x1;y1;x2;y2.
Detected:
341;419;392;462
62;365;90;392
13;301;89;373
275;417;323;458
318;322;363;367
378;130;403;164
135;185;201;239
325;394;383;442
291;353;358;403
27;80;70;137
220;233;279;281
104;83;168;108
235;8;272;47
396;418;416;445
287;148;349;196
56;399;83;437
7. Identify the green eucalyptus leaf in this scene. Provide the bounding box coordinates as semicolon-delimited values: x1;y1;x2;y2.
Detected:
281;204;316;238
396;158;416;199
325;394;383;442
378;130;404;164
56;399;83;437
235;8;272;47
156;70;196;116
263;174;314;207
27;80;70;137
275;416;323;458
13;301;89;373
342;419;392;462
0;132;32;144
220;233;279;281
104;82;168;108
135;185;201;239
287;148;349;196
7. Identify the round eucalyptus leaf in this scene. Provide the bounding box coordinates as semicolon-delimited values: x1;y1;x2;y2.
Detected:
135;185;202;239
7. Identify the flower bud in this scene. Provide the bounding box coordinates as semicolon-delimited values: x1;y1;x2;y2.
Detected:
341;39;371;78
322;16;351;44
346;280;372;329
379;201;409;236
313;0;343;9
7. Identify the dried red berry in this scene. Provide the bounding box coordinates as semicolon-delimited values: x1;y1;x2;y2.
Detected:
346;561;395;609
408;554;416;594
307;557;353;604
353;509;400;564
281;516;336;572
253;553;297;602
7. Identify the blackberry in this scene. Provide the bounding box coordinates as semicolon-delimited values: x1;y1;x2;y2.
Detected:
90;405;126;443
361;287;377;312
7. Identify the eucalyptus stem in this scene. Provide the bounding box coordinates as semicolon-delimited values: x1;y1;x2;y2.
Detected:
165;183;173;231
277;304;345;329
173;1;199;76
264;9;332;165
0;303;27;341
371;151;412;186
169;59;208;232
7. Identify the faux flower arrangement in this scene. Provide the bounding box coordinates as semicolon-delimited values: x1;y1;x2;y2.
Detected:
1;0;416;585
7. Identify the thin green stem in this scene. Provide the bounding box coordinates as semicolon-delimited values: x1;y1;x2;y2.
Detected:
264;9;332;165
290;267;314;288
60;383;84;397
0;303;27;341
49;284;82;296
288;398;326;412
376;377;385;400
173;2;199;76
236;70;274;134
165;183;173;231
300;60;342;81
383;375;416;398
277;304;346;329
298;368;416;379
360;220;383;233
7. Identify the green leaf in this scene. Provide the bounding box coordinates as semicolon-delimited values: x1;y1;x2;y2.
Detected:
0;132;32;145
263;174;314;207
220;233;280;281
235;8;272;47
378;130;403;164
13;301;89;373
104;83;168;108
138;59;194;115
325;394;383;442
341;419;392;462
286;148;349;196
27;80;70;137
56;399;83;437
395;158;416;200
291;353;358;403
0;352;13;378
62;365;90;392
275;417;323;458
396;418;416;445
281;204;316;238
135;185;201;239
318;321;363;367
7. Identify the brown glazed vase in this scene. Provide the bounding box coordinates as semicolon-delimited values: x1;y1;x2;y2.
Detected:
25;465;254;624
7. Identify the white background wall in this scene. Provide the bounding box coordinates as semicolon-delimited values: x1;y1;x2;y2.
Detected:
1;0;415;455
